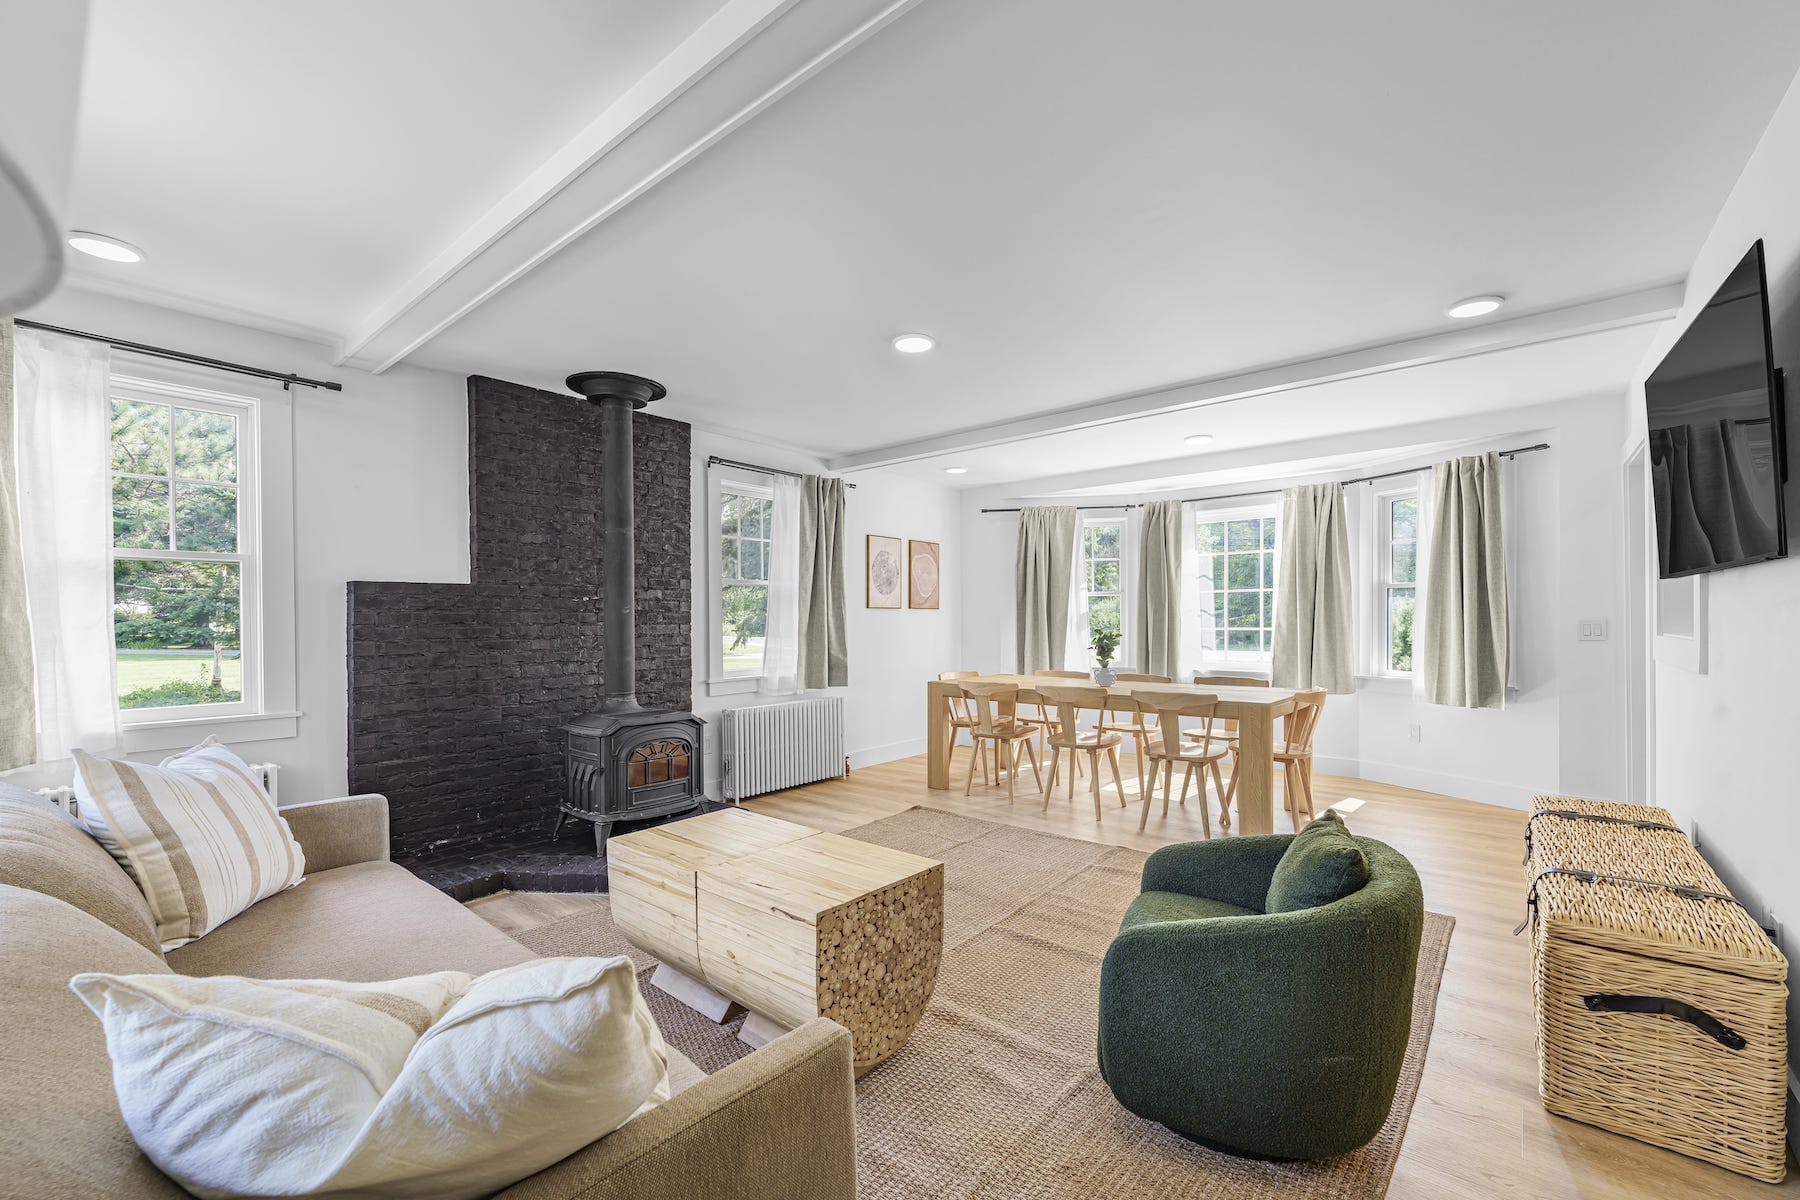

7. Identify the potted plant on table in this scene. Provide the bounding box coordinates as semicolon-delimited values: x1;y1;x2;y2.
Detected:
1090;622;1120;686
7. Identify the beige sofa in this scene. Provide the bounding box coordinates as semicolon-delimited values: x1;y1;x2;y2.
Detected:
0;786;857;1200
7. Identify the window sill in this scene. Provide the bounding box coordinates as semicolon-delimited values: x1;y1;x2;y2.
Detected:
706;677;763;698
121;710;301;753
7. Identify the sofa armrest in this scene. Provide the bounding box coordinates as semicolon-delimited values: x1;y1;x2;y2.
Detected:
493;1018;856;1200
279;794;390;873
1141;834;1291;910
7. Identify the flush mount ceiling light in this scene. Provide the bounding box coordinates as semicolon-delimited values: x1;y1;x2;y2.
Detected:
943;467;968;475
67;231;144;263
1184;434;1215;448
891;332;935;354
1446;294;1504;319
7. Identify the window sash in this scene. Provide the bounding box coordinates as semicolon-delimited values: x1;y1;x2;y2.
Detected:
108;383;260;725
716;483;773;680
1192;507;1279;663
1376;491;1419;676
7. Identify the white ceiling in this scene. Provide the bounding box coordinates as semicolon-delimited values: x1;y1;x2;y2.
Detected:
65;0;724;336
52;0;1800;489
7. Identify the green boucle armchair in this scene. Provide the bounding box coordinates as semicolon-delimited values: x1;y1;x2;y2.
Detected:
1097;833;1425;1160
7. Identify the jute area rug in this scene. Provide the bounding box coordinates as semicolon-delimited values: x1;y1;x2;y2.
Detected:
512;806;1455;1199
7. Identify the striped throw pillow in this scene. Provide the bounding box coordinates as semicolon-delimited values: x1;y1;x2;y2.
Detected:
73;737;305;949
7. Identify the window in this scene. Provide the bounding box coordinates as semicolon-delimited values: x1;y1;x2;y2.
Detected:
717;485;772;679
1379;492;1419;673
108;383;258;719
1080;520;1124;665
1194;509;1279;662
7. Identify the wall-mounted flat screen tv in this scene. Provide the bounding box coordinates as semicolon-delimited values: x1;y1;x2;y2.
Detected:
1645;239;1787;578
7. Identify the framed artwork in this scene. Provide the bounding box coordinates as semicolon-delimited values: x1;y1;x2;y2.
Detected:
866;534;903;609
908;539;941;610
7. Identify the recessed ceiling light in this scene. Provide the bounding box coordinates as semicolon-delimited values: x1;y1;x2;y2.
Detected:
66;231;145;263
891;332;935;354
1184;434;1215;448
1446;294;1504;319
944;467;968;475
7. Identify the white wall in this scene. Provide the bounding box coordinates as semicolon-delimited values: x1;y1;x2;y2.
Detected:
957;393;1629;810
1626;65;1800;1102
687;429;962;793
16;285;471;804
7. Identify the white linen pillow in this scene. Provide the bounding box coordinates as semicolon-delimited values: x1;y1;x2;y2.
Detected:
70;956;670;1200
73;736;306;949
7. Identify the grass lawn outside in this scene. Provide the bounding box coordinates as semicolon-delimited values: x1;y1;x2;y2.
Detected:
117;651;242;697
722;637;765;676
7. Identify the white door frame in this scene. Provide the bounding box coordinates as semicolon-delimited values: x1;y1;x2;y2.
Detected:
1622;440;1653;805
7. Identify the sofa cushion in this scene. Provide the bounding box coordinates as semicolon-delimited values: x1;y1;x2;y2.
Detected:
0;785;162;955
168;860;536;979
0;884;186;1200
73;958;670;1200
1121;890;1259;932
74;739;307;949
1265;809;1370;914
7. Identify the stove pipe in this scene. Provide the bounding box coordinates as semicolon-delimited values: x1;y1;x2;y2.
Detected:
565;370;667;714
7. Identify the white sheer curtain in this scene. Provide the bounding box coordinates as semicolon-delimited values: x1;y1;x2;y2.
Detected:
759;474;801;695
14;328;120;763
1410;468;1433;700
1061;517;1087;671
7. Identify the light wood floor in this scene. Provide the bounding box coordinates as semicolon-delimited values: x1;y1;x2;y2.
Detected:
472;752;1798;1200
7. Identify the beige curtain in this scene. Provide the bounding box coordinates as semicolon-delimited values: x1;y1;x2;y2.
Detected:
1015;506;1077;674
1271;482;1354;693
1135;499;1183;679
1422;452;1508;709
797;475;848;688
0;319;36;769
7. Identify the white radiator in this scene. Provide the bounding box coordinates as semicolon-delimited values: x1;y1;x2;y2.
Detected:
35;762;280;820
720;698;847;801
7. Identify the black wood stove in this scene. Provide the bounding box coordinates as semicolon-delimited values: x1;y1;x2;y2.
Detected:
554;371;704;855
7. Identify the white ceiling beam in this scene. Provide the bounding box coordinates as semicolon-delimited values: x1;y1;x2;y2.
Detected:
335;0;926;372
825;282;1685;473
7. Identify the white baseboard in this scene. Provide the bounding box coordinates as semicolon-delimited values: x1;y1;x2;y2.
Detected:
850;738;925;770
1315;756;1543;811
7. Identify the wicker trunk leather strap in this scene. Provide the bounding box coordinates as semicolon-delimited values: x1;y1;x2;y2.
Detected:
1522;809;1684;866
1582;993;1749;1050
1513;867;1749;936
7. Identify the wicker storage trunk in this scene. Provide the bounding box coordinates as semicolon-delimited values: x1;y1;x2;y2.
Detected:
1524;795;1788;1182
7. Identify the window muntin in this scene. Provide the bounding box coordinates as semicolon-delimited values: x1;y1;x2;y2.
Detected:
718;487;772;678
108;389;255;716
1195;510;1278;662
1381;493;1419;674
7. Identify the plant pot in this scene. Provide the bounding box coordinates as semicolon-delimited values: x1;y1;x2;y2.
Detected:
1092;666;1116;686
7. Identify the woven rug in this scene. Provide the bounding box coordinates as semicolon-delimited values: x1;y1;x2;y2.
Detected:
512;806;1455;1198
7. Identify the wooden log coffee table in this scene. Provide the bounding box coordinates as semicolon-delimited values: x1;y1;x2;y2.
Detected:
609;809;944;1076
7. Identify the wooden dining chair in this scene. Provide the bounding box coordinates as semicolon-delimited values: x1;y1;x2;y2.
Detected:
938;671;983;782
957;682;1044;802
1133;690;1228;836
1100;673;1172;793
1225;688;1326;830
1036;684;1126;821
1023;669;1091;775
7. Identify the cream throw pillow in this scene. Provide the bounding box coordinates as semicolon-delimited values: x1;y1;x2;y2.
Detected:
71;956;670;1200
73;737;306;949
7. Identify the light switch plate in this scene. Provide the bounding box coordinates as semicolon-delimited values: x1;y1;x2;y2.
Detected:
1577;619;1609;642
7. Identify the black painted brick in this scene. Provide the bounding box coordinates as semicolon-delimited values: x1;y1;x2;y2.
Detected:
347;375;692;866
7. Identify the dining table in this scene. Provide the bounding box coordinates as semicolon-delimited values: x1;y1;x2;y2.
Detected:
926;674;1301;835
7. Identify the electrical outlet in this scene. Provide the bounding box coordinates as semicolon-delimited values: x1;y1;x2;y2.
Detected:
1577;620;1609;642
1767;911;1783;948
1407;724;1422;743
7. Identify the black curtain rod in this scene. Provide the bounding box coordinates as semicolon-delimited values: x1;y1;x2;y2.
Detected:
13;319;344;392
980;442;1551;514
706;455;857;487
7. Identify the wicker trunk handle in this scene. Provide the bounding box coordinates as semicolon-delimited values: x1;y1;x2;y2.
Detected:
1582;993;1748;1050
